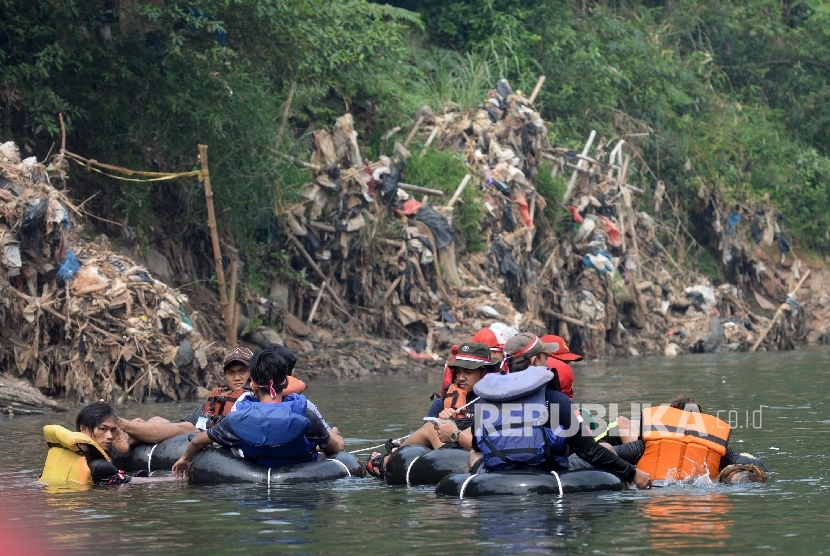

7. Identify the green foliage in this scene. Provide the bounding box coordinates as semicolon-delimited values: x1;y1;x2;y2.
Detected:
404;149;484;252
696;249;725;284
0;0;416;247
535;162;570;237
5;0;830;285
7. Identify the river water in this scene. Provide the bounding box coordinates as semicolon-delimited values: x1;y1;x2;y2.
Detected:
2;348;829;555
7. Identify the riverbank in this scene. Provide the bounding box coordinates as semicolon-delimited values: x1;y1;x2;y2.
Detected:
4;76;830;408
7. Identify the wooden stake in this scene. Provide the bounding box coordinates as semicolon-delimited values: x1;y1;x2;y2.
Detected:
750;270;811;352
446;174;471;209
199;144;232;344
526;193;536;252
528;75;546;104
58;113;67;160
420;127;439;158
232;302;240;342
307;281;326;324
397;182;445;196
227;260;238;346
563;130;596;202
403;116;424;148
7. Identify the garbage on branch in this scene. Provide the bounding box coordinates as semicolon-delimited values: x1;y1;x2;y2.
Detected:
0;142;222;408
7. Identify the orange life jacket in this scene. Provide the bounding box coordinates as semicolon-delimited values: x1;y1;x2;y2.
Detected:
202;376;307;427
443;384;473;418
636;405;730;481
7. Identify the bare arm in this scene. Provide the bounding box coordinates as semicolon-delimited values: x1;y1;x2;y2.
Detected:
435;419;474;450
324;426;345;453
118;417;198;445
172;431;212;478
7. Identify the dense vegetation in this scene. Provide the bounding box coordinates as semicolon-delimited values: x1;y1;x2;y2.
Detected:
2;0;829;278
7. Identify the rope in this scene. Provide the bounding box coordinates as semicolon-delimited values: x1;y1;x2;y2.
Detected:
64;152;203;183
348;434;412;454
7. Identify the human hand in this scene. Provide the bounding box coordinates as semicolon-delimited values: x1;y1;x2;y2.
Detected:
632;468;651;490
438;408;459;420
172;458;192;480
435;420;458;443
329;426;340;437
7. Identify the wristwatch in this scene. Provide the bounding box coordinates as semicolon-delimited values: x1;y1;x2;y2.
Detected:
449;428;461;443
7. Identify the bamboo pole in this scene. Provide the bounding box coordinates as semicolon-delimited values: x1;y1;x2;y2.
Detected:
750;270;811;352
403;116;424;148
227;260;238;346
528;75;546;104
307;281;326;324
543;153;644;193
446;174;471;209
58;113;67;162
397;182;445;196
420;126;439;157
526;193;536;252
563;130;596;202
198;144;232;344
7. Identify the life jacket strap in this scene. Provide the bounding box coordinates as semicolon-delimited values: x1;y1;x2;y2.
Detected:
642;424;729;448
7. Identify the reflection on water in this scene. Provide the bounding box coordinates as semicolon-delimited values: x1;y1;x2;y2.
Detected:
645;491;733;552
1;347;830;553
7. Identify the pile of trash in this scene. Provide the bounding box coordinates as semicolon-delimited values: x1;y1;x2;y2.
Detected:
0;141;222;404
276;77;824;365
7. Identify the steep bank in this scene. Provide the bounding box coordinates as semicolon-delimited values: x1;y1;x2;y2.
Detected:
3;78;830;406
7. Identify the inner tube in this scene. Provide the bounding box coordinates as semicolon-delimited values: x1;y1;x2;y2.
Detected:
435;468;624;498
384;445;469;486
112;433;364;484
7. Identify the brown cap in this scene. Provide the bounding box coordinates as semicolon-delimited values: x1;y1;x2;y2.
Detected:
223;347;253;370
504;332;559;364
447;342;493;369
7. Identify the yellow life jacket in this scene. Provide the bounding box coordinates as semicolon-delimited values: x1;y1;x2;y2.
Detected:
636;406;730;481
40;425;111;486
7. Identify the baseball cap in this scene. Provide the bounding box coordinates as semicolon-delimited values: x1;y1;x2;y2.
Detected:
548;357;575;400
223;347;253;370
448;342;493;369
503;332;560;363
471;327;507;353
540;334;583;362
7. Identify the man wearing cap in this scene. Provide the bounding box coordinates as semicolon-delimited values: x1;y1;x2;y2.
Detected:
435;332;652;489
116;347;309;446
366;342;494;479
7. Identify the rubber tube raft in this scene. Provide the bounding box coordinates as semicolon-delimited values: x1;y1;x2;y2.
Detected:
383;445;469;486
112;433;364;485
435;468;625;498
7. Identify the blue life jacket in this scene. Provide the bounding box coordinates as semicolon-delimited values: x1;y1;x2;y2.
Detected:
473;367;569;471
223;393;318;468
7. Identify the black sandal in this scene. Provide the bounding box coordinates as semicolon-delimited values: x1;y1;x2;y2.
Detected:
365;439;401;479
365;452;386;479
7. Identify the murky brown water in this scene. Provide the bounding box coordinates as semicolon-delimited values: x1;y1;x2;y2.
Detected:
2;347;829;554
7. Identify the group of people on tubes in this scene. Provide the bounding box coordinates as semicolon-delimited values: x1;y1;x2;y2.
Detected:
40;326;742;488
